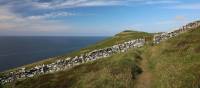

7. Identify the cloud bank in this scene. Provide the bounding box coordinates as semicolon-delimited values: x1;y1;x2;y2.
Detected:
0;0;199;36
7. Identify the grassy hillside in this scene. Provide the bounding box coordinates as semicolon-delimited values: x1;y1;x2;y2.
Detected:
142;27;200;88
3;49;143;88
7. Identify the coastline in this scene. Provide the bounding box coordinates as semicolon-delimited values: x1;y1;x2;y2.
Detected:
0;31;151;73
0;36;108;72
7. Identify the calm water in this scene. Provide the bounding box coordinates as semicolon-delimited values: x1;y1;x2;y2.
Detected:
0;36;107;72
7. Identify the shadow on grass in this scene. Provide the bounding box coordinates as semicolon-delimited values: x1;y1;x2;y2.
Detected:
131;65;143;79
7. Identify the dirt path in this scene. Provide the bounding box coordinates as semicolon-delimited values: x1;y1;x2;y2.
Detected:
134;56;152;88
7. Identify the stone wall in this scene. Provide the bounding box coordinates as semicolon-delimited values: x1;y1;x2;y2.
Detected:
0;38;145;84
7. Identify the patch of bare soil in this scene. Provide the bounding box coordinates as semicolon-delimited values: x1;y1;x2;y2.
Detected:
134;56;152;88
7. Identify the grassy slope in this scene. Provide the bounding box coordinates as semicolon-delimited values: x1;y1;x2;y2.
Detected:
2;30;152;88
4;49;142;88
143;27;200;88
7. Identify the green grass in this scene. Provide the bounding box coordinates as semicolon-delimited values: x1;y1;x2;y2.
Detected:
142;27;200;88
3;49;143;88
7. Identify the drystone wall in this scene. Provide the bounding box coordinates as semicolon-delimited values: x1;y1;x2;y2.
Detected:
0;39;145;84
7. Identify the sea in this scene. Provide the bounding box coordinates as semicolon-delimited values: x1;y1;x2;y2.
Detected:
0;36;107;72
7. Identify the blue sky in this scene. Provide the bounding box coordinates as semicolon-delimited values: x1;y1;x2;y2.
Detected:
0;0;200;36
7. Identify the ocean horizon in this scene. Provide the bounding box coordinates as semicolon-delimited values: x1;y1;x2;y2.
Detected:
0;36;108;72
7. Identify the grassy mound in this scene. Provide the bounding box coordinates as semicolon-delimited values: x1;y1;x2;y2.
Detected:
143;27;200;88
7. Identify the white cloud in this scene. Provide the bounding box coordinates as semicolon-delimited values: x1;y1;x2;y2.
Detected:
0;7;71;35
27;12;77;20
0;7;17;20
145;0;180;5
0;15;16;20
167;3;200;9
33;2;51;9
34;0;128;9
33;0;182;9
